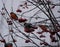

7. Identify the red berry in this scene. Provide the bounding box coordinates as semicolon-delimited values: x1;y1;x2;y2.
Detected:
50;32;56;35
39;25;49;32
24;2;27;5
20;5;23;7
7;21;12;25
16;9;22;12
10;12;18;20
24;28;34;33
9;30;13;32
0;39;5;43
51;37;56;42
24;28;30;33
32;26;38;29
37;32;43;34
44;42;48;46
25;40;30;43
50;36;57;42
18;18;27;23
40;42;43;45
40;35;45;38
1;13;5;15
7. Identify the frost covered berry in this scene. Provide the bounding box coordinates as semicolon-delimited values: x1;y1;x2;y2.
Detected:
24;28;34;33
16;9;22;12
25;40;30;43
0;39;5;43
18;18;27;23
10;12;18;20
